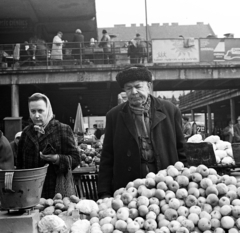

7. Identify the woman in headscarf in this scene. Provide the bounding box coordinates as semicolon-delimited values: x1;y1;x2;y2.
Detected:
17;93;80;198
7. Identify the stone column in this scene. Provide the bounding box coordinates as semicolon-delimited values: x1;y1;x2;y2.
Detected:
207;105;212;135
11;84;19;117
230;98;235;123
191;109;195;122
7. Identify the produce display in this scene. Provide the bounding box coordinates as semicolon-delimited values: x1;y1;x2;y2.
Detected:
37;162;240;233
78;142;102;167
188;134;235;166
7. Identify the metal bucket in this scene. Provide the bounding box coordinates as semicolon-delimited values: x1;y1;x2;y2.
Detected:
0;164;49;210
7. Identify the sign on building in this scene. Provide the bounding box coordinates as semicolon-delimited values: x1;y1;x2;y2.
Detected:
152;39;200;63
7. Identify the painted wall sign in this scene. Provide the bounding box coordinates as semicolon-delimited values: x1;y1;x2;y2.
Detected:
152;39;200;63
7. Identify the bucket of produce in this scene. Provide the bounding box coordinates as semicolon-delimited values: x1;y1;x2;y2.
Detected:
0;164;49;210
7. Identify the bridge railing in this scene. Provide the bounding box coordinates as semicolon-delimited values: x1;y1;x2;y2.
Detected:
0;40;152;70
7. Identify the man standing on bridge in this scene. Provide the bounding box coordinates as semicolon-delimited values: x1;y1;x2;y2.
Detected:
98;65;186;198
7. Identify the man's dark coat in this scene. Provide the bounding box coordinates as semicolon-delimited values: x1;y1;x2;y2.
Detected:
98;95;186;196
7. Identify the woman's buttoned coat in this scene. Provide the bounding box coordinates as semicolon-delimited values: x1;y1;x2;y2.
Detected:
98;95;186;196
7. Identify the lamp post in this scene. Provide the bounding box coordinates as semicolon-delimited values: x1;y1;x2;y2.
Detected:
145;0;149;62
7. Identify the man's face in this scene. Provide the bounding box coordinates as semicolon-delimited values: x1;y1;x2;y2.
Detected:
29;100;48;126
124;80;151;106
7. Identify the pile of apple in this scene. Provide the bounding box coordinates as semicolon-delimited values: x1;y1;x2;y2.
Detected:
188;134;235;166
87;162;240;233
78;142;102;167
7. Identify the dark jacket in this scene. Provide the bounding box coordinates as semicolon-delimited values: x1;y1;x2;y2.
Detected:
17;118;80;198
98;95;186;196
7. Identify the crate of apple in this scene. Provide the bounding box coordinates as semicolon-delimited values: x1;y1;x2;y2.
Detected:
79;143;102;167
86;162;240;233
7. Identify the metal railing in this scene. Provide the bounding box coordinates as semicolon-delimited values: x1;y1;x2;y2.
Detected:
0;40;152;70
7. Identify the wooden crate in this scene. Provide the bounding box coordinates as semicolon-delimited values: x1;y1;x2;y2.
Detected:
184;142;217;167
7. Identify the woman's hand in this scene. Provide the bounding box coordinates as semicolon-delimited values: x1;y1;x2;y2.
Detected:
40;152;59;164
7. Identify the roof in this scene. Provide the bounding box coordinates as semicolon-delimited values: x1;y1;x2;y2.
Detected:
98;22;216;41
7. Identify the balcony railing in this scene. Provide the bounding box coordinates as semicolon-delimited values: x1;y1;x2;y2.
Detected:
0;40;152;70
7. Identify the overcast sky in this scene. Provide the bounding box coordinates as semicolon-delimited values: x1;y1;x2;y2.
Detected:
95;0;240;38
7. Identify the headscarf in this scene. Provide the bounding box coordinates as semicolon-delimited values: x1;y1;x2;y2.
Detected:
29;93;54;134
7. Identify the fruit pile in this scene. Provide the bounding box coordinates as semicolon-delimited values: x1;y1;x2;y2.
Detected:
188;134;235;166
78;142;102;167
89;162;240;233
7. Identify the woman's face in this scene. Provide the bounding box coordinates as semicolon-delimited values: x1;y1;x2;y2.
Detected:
29;99;48;126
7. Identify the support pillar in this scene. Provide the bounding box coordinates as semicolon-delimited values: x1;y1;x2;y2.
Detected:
207;105;212;135
11;84;19;117
230;98;235;123
191;109;195;122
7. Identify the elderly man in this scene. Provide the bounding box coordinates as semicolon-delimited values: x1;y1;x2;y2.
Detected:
98;65;186;198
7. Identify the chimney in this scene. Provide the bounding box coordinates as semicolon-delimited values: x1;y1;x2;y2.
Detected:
140;23;144;27
151;23;160;26
163;23;169;26
171;23;178;26
131;24;136;27
197;22;204;25
114;24;126;27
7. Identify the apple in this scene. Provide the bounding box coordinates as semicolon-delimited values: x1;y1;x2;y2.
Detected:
146;211;157;220
232;199;240;206
128;200;137;209
211;218;221;229
168;220;181;232
228;185;237;192
168;198;181;210
185;195;198;207
176;175;189;187
181;168;191;179
126;181;134;189
219;205;232;216
155;189;166;200
157;169;167;177
116;207;129;221
188;213;199;225
177;216;187;225
174;161;184;171
149;197;160;205
165;176;174;184
176;188;188;199
197;196;206;207
145;177;156;188
228;228;239;233
146;172;156;179
160;199;167;207
181;219;195;231
177;206;189;217
189;205;201;215
156;181;168;191
188;181;199;189
209;168;217;175
148;203;160;215
143;219;158;231
158;218;170;228
138;205;149;217
164;208;178;221
165;190;176;203
138;186;152;198
188;187;200;198
221;216;235;229
226;190;237;202
196;164;209;177
191;173;203;183
159;226;171;233
127;220;140;233
216;183;228;196
206;185;219;196
189;166;197;174
114;187;126;197
199;211;211;220
102;208;116;218
214;227;225;233
167;180;179;192
197;217;211;231
176;227;190;233
206;193;219;206
161;204;169;214
121;191;133;205
211;210;221;219
134;217;145;228
167;166;179;177
154;173;166;183
133;178;145;189
199;188;206;197
201;203;213;213
101;223;114;233
115;220;127;232
137;195;149;207
127;187;138;198
200;178;213;189
90;217;99;225
208;174;218;184
129;208;139;219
